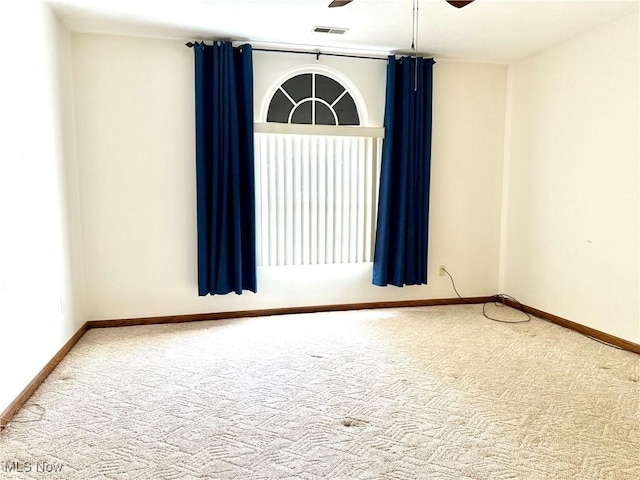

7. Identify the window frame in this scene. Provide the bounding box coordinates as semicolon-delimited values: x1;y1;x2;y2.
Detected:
254;64;383;268
259;64;369;129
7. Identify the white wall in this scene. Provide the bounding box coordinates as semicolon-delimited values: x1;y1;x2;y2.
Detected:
501;13;640;343
0;0;84;413
431;61;507;296
72;34;507;320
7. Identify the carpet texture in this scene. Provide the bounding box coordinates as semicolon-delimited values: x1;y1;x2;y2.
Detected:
1;305;639;479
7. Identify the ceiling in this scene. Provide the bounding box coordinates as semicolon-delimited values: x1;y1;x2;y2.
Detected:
48;0;639;63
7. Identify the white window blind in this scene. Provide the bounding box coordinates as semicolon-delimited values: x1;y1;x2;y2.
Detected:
255;127;383;267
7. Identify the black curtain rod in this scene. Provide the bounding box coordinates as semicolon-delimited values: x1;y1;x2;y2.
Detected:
252;47;388;61
185;42;387;61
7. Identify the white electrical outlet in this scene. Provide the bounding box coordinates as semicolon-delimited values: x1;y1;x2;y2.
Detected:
439;265;446;276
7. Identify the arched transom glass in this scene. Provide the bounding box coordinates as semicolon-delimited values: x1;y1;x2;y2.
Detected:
267;73;360;126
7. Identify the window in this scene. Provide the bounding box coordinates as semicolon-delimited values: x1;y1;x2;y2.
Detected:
267;73;360;126
256;66;383;268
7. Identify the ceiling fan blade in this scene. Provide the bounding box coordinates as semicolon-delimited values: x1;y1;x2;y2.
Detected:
328;0;354;7
446;1;474;8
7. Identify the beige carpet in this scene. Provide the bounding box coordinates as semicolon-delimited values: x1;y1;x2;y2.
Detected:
1;305;639;479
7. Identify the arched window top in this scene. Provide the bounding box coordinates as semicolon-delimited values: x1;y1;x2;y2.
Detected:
262;66;365;127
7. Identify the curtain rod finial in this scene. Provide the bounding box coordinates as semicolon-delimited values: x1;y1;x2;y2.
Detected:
186;42;195;48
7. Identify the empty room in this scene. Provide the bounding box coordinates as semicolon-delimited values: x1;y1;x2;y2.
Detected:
0;0;638;478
